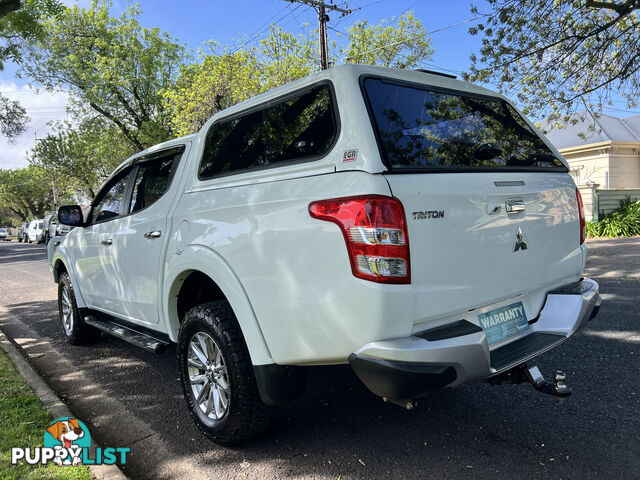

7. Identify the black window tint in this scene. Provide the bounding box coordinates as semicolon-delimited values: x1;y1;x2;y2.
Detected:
199;84;337;178
130;156;176;214
90;172;129;224
363;78;565;171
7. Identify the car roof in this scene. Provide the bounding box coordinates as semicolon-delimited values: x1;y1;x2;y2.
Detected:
207;64;503;124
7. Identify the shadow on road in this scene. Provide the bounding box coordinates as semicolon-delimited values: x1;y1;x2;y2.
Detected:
0;242;48;264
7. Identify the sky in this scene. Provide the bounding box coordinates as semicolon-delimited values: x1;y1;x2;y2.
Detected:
0;0;634;169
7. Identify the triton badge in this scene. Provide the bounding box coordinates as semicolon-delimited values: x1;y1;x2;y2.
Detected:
514;227;528;252
412;210;444;220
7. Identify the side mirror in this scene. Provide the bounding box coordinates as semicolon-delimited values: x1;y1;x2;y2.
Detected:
58;205;85;227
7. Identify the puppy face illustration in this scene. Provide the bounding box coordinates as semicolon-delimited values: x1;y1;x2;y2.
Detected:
46;419;85;449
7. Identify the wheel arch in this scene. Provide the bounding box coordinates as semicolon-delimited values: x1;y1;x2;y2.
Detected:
164;245;273;366
50;246;88;309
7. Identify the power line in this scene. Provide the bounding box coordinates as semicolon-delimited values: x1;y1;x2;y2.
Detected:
357;0;386;9
345;14;487;58
397;0;421;18
230;3;303;53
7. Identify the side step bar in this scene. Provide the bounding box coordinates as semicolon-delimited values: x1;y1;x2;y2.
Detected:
84;315;169;354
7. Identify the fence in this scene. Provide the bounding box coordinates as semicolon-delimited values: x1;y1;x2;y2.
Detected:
578;186;640;221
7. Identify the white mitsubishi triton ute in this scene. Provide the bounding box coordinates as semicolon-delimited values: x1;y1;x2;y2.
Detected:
48;64;601;445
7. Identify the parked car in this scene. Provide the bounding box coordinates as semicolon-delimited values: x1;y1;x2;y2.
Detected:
49;64;601;446
0;227;8;241
43;213;55;244
27;219;45;244
17;222;28;242
44;211;72;244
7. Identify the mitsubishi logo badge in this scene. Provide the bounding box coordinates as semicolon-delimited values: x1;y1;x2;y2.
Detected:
514;227;528;252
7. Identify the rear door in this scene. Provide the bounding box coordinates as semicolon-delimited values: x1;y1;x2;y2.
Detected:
112;146;185;325
362;77;584;338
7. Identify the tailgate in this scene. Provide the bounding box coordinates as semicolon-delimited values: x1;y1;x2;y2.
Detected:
385;172;584;329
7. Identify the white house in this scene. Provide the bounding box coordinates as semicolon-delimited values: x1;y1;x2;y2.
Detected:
544;111;640;220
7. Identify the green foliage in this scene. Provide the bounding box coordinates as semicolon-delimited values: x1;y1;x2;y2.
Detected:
340;13;434;69
22;0;188;150
164;12;434;136
0;349;91;480
163;26;316;136
0;0;64;69
586;197;640;238
162;48;263;137
29;118;135;200
0;165;58;221
0;94;28;139
466;1;640;126
0;0;63;139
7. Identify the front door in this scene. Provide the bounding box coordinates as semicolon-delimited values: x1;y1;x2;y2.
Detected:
73;167;133;315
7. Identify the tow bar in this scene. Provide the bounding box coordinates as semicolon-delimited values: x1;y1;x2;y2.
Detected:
488;364;572;400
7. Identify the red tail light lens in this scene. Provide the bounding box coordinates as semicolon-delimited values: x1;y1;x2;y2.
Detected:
309;195;410;284
576;188;586;244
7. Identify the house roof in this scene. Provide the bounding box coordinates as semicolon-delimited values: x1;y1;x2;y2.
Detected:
544;111;640;150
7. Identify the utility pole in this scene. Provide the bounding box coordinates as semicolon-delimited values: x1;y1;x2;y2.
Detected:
285;0;355;70
35;131;58;210
51;178;58;210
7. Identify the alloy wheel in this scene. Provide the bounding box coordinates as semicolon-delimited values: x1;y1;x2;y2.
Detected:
60;284;74;336
187;332;230;420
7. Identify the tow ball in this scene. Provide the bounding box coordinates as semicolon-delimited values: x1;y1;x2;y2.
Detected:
488;364;572;400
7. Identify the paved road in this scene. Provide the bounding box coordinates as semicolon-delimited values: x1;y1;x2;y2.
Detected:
0;239;638;479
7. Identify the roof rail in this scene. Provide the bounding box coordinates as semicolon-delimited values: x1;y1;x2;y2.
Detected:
415;69;457;79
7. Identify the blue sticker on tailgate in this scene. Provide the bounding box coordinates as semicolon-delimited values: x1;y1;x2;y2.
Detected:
478;301;529;345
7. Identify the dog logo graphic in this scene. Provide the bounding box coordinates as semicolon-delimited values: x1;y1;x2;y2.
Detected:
44;417;91;466
12;416;128;467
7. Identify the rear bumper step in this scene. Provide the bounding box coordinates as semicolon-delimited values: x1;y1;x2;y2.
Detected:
84;315;169;354
490;332;564;371
349;278;600;400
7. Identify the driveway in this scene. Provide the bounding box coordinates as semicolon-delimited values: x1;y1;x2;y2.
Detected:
0;239;638;479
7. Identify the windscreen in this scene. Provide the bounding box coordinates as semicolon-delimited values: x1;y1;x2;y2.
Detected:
363;77;566;171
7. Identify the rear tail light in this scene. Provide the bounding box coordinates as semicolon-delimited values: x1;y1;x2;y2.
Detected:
309;195;410;284
576;188;586;244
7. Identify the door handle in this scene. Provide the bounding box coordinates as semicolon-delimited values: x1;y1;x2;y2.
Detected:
505;199;525;214
101;239;112;246
144;230;162;239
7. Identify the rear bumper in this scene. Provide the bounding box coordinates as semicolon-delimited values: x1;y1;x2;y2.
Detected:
349;278;600;400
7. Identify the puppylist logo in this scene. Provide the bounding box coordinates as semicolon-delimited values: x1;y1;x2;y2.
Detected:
11;417;129;467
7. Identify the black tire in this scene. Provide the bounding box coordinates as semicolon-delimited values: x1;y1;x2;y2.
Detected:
17;236;22;243
178;301;274;445
57;273;100;345
44;233;49;245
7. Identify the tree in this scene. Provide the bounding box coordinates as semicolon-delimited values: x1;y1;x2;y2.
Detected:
29;118;134;199
22;0;188;150
0;165;57;220
340;12;434;69
163;12;434;136
163;26;317;137
466;0;640;126
0;0;64;140
162;48;263;137
0;95;28;139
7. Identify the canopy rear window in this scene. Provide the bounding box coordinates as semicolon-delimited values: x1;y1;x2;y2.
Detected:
362;77;566;172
